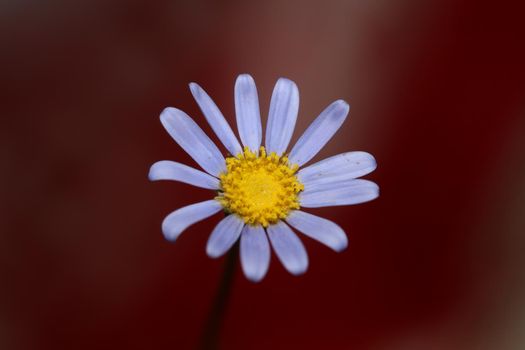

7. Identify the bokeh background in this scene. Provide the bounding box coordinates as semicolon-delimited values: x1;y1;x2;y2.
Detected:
2;1;525;349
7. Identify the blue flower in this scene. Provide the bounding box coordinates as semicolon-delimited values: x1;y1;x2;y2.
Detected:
149;74;379;282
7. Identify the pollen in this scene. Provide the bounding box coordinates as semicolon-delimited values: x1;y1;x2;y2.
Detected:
217;146;304;227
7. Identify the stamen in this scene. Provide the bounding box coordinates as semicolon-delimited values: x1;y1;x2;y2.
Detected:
217;146;304;227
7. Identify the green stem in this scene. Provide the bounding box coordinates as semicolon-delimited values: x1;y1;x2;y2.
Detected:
199;243;238;350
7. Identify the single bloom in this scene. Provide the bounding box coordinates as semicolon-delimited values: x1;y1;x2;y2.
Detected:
149;74;379;282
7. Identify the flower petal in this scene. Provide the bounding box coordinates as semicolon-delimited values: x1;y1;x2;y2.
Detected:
160;107;226;176
265;78;299;155
148;160;220;189
298;151;377;187
300;179;379;208
189;82;243;156
235;74;262;152
162;200;222;242
288;100;349;166
206;215;244;258
240;225;271;282
267;221;308;275
286;210;347;252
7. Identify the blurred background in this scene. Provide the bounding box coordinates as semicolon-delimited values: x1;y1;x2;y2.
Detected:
2;0;525;349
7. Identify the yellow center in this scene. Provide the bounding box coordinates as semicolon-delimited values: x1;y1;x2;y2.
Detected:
217;147;304;227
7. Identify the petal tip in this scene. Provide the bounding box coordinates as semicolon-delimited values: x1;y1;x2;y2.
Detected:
290;264;308;276
147;163;157;181
334;99;350;113
205;245;222;259
362;181;380;201
236;74;256;88
334;238;349;253
246;274;264;283
369;157;378;172
159;107;178;124
237;73;254;81
276;77;297;87
188;82;199;93
161;224;178;242
160;106;176;114
366;183;380;202
242;260;268;283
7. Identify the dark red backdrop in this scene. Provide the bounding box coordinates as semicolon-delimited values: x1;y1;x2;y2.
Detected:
3;1;525;349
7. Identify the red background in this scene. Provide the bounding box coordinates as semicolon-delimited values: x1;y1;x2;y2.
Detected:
3;1;525;349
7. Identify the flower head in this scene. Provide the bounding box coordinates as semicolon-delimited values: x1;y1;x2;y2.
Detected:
149;74;379;282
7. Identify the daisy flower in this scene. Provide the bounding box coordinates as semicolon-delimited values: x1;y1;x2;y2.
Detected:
149;74;379;282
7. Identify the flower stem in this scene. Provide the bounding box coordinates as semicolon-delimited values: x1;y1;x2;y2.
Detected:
199;243;238;350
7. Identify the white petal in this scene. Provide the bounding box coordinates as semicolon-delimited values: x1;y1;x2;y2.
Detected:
162;200;222;242
148;160;220;189
267;221;308;275
189;83;243;156
240;225;270;282
288;100;349;166
160;107;226;176
235;74;262;152
265;78;299;155
286;210;347;252
298;151;377;187
206;215;244;258
300;179;379;208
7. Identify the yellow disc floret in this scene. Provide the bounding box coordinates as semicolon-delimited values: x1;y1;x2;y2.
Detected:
217;146;304;227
